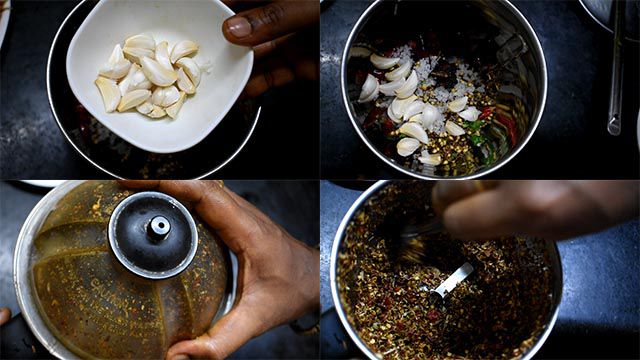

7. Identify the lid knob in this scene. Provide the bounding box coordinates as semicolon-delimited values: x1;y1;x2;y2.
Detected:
108;191;198;280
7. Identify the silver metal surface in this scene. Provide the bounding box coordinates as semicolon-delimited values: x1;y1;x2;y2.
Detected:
607;0;625;136
340;0;548;179
431;262;475;299
579;0;640;43
14;181;237;359
46;0;261;179
330;180;563;360
149;215;171;238
108;191;198;280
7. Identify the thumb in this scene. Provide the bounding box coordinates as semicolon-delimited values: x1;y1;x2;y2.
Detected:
166;305;264;360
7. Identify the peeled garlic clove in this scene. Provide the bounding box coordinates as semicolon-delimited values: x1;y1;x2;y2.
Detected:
459;106;481;121
370;53;400;70
399;122;429;144
141;56;178;87
421;103;441;128
151;87;165;106
95;76;121;113
403;100;425;121
350;46;372;58
98;44;131;79
379;77;405;96
448;96;468;113
408;114;422;123
148;105;167;119
175;57;201;86
166;92;186;119
385;60;412;82
170;40;199;63
155;41;173;71
395;70;418;99
418;153;442;166
117;89;151;112
387;105;401;123
390;94;418;120
445;120;466;136
119;64;150;95
177;68;196;95
125;34;155;50
160;86;181;107
397;137;420;157
136;101;154;115
123;47;155;64
358;74;379;103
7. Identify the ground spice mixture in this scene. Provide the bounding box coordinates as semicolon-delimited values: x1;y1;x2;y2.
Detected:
337;182;556;359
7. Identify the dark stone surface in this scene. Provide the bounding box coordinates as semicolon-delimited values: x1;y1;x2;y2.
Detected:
319;180;640;358
320;0;640;179
0;0;319;179
0;180;319;359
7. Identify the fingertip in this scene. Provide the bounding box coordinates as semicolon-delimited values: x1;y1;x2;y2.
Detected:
0;307;11;325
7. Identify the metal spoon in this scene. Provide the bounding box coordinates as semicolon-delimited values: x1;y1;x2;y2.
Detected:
420;262;475;301
607;0;626;135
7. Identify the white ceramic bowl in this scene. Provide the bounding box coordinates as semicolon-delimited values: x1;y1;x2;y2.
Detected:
66;0;253;153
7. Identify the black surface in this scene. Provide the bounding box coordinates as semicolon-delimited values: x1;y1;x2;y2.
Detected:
319;180;640;359
0;313;52;359
0;0;319;179
0;180;320;359
320;0;640;179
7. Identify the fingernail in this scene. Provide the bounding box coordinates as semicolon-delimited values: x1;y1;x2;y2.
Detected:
226;16;251;38
170;355;189;360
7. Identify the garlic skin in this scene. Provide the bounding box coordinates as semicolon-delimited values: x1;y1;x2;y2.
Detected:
445;120;466;136
140;56;178;87
370;53;400;69
358;74;379;103
397;137;420;157
399;122;429;144
175;57;201;86
95;76;121;113
459;106;481;121
98;44;131;80
385;60;412;82
117;89;151;112
421;103;441;129
379;77;404;96
448;96;468;113
170;40;199;63
125;34;155;50
395;70;418;99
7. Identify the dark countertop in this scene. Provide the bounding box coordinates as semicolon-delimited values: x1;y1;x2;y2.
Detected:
320;0;640;180
319;180;640;359
0;180;319;359
0;0;319;179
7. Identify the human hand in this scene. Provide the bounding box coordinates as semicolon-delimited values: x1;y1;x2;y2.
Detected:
118;180;319;360
432;180;639;241
0;307;10;326
221;0;319;97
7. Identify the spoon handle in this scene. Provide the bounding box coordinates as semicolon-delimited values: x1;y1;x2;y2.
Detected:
433;262;475;298
608;0;625;136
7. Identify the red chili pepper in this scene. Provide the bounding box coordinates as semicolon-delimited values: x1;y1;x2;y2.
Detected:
427;309;440;321
363;107;385;131
381;119;396;136
478;106;494;120
496;113;518;147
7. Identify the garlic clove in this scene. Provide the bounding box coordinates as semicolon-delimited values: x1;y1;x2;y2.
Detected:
403;100;425;121
155;41;173;71
123;47;155;64
170;40;199;63
397;137;420;157
370;53;400;69
136;101;154;115
98;44;131;80
385;60;412;82
175;57;201;86
421;103;441;129
447;96;468;113
177;68;196;95
160;86;181;107
350;46;372;58
358;74;379;103
395;70;418;99
117;89;151;112
119;64;151;95
445;120;466;136
148;105;167;119
459;106;481;121
418;153;442;166
389;94;418;121
95;76;121;113
408;114;422;123
124;34;155;50
399;122;429;144
151;87;165;106
387;105;401;123
166;91;186;119
141;56;178;87
379;77;405;96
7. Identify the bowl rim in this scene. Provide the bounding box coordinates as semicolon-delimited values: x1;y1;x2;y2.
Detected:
13;180;238;359
47;0;261;179
64;0;254;154
329;180;563;360
340;0;548;179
